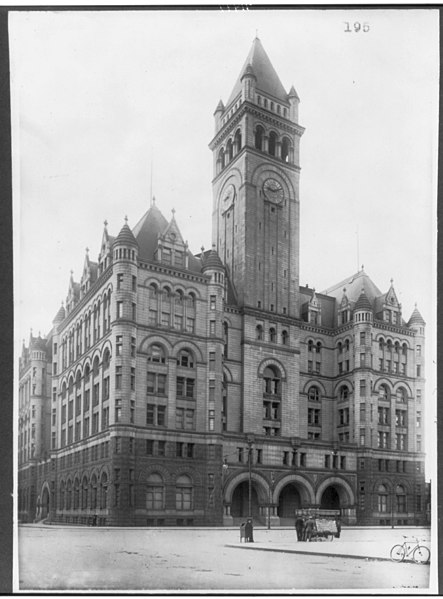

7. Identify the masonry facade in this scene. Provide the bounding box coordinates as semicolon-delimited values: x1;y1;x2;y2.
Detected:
18;38;427;527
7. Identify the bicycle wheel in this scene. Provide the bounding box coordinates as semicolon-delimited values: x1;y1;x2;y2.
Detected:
390;544;406;562
413;545;430;564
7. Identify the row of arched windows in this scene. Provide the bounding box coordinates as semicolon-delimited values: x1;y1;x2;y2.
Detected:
254;126;293;163
307;384;350;402
59;472;108;511
256;325;289;345
60;288;112;371
217;129;242;173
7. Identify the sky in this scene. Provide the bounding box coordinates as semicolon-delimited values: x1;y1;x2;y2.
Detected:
10;8;438;472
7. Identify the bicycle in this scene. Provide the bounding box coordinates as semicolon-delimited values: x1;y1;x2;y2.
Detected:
390;536;430;564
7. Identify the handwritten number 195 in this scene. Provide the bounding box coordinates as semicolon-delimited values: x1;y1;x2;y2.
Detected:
344;22;370;32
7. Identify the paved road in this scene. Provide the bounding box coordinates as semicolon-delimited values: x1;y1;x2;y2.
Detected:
18;525;433;592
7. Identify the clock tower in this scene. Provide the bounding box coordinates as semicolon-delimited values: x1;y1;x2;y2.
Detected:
209;37;304;318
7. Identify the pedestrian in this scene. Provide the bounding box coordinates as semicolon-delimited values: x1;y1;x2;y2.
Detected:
335;516;341;539
295;516;305;541
245;518;254;543
304;518;314;542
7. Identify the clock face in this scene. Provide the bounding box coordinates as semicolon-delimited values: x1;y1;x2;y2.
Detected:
263;178;284;204
221;184;236;212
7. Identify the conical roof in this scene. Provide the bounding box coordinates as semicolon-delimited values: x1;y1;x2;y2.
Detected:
354;287;373;312
114;222;138;248
408;305;426;327
226;37;288;107
202;246;225;271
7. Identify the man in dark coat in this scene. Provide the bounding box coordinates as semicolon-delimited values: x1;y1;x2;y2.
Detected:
245;518;254;542
295;516;305;541
335;516;341;538
303;518;315;542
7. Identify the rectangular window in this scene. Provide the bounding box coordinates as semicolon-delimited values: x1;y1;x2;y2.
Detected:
93;383;100;406
146;404;155;425
175;314;183;329
146;439;154;455
209;352;215;371
208;409;215;431
132;303;137;320
117;273;124;290
116;335;123;356
359;429;365;446
360;332;365;345
130;367;136;391
209;320;216;336
417;389;422;402
315;362;321;374
103;377;110;400
360;353;365;366
176;376;195;399
132;275;137;292
157;405;166;426
186;443;194;459
175;249;184;266
308;360;313;373
185;409;195;430
158;440;166;456
149;309;157;325
416;412;421;427
161;312;169;327
417;365;421;377
209;380;215;402
129;437;134;454
114;437;121;454
176;407;184;429
176;442;183;458
131;336;136;358
210;295;216;310
117;301;123;319
324;454;331;468
416;345;421;356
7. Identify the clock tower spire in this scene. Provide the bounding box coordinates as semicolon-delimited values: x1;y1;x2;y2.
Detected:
209;37;304;317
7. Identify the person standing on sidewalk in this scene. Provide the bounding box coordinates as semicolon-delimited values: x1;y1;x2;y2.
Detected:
245;518;254;543
295;516;305;541
335;516;341;539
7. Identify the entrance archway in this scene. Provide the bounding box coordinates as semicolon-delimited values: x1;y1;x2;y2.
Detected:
278;484;302;521
320;485;340;510
231;481;259;520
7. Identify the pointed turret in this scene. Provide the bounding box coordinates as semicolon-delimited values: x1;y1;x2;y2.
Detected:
226;37;289;107
114;218;138;249
214;99;225;131
202;244;225;273
354;287;373;312
408;304;426;328
52;301;66;325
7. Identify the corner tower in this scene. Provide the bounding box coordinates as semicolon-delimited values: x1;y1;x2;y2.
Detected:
209;37;304;317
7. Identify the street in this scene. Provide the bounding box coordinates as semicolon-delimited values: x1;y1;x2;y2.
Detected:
18;525;432;592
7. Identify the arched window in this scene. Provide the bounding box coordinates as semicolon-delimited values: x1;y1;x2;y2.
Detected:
394;341;400;354
263;366;281;395
188;292;196;308
379;337;384;351
102;348;111;370
379;384;390;401
84;364;90;383
281;137;290;162
218;148;225;171
100;472;108;509
73;478;80;510
234;128;242;154
255;125;264;151
396;484;406;513
256;325;264;341
60;481;65;510
147;344;166;364
68;376;74;396
81;476;89;510
377;484;388;512
308;340;314;352
149;283;158;299
176;474;193;510
308;386;320;401
337;342;343;355
281;330;288;345
386;340;393;353
177;349;194;368
316;342;322;354
75;371;82;391
226;139;233;162
344;339;350;352
91;474;97;510
146;473;165;510
339;386;349;401
396;387;407;403
223;322;229;358
268;131;277;156
93;356;100;378
402;343;408;356
269;327;276;343
175;289;184;305
162;287;171;304
66;480;72;510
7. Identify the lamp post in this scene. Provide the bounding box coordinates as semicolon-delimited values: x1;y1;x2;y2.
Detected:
267;471;275;530
247;435;255;519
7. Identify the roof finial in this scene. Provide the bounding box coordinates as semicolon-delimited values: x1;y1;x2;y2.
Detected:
415;302;417;308
343;287;347;294
201;245;205;254
171;207;176;217
124;215;128;224
255;29;259;39
85;247;89;255
104;219;108;228
390;277;394;285
361;264;364;271
152;195;156;206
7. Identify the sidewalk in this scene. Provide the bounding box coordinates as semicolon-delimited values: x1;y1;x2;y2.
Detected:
225;527;432;563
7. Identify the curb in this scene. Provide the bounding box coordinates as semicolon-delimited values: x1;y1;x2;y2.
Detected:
224;543;393;562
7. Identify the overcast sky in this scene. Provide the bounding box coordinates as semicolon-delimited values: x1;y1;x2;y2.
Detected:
10;8;438;466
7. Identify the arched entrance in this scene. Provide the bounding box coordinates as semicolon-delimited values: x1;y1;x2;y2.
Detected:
231;481;259;520
320;485;340;510
277;484;302;522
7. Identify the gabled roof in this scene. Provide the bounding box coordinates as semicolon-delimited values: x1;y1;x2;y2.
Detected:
132;203;169;261
321;269;382;306
226;37;288;107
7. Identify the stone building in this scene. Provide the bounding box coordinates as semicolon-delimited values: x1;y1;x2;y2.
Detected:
18;37;427;527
